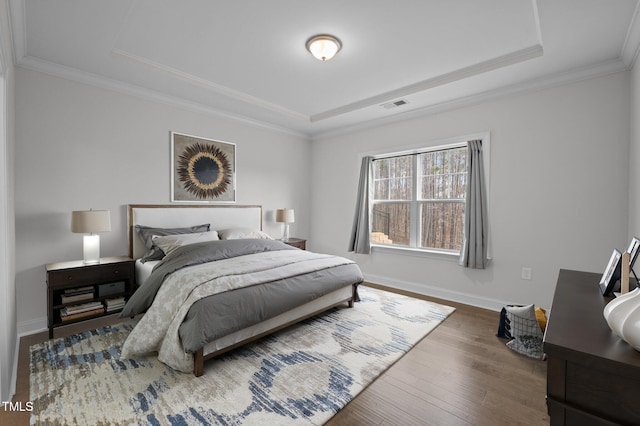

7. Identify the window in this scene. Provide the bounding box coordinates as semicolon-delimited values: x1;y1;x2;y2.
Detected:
372;144;468;253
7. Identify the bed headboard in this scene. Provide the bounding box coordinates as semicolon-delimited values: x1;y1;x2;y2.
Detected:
128;204;262;259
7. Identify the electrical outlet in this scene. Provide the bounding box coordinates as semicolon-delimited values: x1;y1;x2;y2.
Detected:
521;267;532;280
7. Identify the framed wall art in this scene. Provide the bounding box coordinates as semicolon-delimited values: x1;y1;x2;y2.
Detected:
171;132;236;203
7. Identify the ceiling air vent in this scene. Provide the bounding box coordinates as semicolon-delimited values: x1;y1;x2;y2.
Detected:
381;99;409;110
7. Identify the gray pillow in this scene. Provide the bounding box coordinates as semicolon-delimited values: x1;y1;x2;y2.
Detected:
135;224;210;262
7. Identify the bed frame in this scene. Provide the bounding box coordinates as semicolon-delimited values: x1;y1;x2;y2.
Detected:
127;204;356;376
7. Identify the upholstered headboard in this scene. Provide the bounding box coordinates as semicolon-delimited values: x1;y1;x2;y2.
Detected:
127;204;262;259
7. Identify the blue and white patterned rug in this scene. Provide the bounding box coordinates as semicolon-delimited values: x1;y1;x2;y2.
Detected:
30;287;454;425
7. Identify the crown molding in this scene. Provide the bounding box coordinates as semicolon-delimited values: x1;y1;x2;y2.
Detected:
16;55;310;140
8;1;310;139
622;1;640;68
111;48;308;122
310;44;544;123
11;53;631;143
7;0;24;66
312;58;628;141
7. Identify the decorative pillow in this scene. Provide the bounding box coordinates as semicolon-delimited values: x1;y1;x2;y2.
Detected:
217;227;273;240
535;307;548;332
506;336;545;360
152;231;219;257
135;224;210;262
505;304;545;360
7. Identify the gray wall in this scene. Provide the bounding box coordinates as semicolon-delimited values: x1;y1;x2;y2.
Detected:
311;72;631;310
14;68;311;333
0;0;16;402
10;55;636;361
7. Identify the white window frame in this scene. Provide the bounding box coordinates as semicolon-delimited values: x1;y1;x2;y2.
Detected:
367;133;491;259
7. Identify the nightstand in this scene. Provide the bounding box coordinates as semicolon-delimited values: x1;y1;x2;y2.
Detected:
45;256;135;339
283;238;306;250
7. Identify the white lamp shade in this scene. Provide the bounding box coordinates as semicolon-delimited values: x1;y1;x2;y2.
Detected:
71;210;111;234
276;209;295;223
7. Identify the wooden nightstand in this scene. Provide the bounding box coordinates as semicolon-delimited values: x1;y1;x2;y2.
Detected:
45;256;135;339
283;238;306;250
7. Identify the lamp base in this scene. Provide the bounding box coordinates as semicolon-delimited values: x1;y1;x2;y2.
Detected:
281;223;290;241
83;234;101;264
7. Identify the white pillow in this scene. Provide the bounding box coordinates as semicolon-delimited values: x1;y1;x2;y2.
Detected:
217;227;273;240
152;231;219;256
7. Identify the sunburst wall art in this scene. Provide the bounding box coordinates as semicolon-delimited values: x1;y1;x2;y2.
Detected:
171;132;236;202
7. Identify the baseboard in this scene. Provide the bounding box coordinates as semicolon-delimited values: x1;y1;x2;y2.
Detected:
363;273;509;312
9;335;18;401
8;318;47;402
17;317;47;338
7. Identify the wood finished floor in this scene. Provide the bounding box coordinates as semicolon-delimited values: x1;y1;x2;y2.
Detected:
2;284;549;425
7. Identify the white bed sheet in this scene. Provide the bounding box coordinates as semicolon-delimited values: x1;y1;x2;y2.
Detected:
135;259;160;287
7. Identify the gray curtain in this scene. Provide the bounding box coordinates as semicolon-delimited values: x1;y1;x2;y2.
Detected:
459;140;488;268
348;156;373;254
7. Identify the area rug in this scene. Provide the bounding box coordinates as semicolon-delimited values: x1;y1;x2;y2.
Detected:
30;286;454;425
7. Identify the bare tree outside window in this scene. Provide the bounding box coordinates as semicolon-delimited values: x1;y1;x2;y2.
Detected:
372;146;467;251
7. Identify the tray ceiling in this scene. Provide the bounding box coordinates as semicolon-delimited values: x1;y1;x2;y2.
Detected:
9;0;640;138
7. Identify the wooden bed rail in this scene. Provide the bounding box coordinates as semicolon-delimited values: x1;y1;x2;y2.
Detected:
192;288;357;377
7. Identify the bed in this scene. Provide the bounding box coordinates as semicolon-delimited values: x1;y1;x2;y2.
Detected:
120;204;363;376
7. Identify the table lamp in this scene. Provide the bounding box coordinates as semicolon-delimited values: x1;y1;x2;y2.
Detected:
71;209;111;264
275;208;295;241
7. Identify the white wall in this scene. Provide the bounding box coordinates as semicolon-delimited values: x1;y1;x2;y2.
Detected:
0;0;16;402
14;68;311;333
311;72;631;310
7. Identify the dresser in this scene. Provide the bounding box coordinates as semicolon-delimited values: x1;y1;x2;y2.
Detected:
544;269;640;425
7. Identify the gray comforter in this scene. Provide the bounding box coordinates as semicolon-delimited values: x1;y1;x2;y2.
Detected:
121;239;363;353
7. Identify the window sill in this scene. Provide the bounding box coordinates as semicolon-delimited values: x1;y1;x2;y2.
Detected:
371;244;460;261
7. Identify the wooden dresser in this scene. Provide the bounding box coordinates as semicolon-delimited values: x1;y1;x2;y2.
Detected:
544;269;640;425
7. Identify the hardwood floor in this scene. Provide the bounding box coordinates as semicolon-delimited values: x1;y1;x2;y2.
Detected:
2;284;549;425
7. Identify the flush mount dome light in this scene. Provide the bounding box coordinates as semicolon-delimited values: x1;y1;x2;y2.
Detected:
306;34;342;61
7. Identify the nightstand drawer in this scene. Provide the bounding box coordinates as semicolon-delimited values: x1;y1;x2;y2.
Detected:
99;263;131;281
48;268;100;287
48;262;132;287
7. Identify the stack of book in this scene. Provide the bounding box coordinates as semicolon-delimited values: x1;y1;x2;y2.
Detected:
105;297;126;313
60;286;94;304
60;301;104;322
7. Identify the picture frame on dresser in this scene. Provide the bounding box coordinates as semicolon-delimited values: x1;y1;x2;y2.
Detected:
627;237;640;269
599;249;622;296
628;237;640;288
171;131;236;203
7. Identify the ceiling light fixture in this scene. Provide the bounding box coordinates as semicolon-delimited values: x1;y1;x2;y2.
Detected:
306;34;342;61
